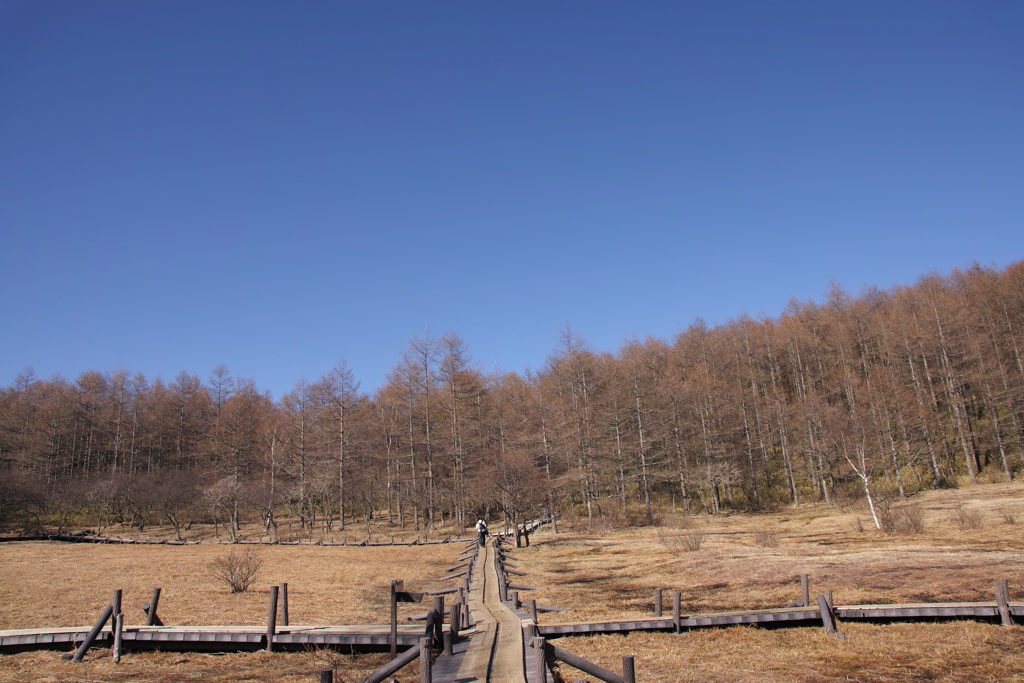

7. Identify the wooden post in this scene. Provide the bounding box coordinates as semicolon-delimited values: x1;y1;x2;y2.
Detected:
512;590;520;609
390;579;400;659
266;585;279;652
65;604;114;662
547;641;625;683
319;670;333;683
673;591;681;634
529;598;538;624
111;589;122;619
817;594;845;639
824;590;834;610
800;574;809;607
112;612;124;663
432;596;444;648
622;655;636;683
419;637;433;683
996;579;1012;627
533;636;547;683
654;588;663;617
280;583;289;627
442;629;453;656
143;587;162;626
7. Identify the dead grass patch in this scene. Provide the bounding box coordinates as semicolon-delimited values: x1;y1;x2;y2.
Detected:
0;542;457;630
520;483;1024;623
0;648;408;683
554;622;1024;682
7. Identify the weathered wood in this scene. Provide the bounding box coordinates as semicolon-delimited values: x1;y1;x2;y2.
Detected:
533;635;548;683
143;587;163;626
280;583;289;627
361;643;420;683
432;596;444;648
419;636;433;683
622;655;635;683
320;670;333;683
673;591;681;634
112;612;124;663
545;640;624;683
508;583;540;591
996;580;1012;626
64;604;114;662
390;579;400;659
801;574;810;608
817;594;844;639
112;589;122;618
529;598;538;624
265;585;279;652
654;587;663;617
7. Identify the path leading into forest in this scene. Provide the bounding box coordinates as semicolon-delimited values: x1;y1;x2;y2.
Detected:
452;540;527;682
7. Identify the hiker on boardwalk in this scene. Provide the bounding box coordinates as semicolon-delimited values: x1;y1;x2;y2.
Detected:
476;518;488;545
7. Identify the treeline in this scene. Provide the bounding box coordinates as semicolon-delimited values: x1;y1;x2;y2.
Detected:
2;262;1022;536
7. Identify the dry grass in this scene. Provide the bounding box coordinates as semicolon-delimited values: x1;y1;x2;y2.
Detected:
3;483;1023;681
521;483;1024;682
522;483;1024;623
0;543;457;630
0;540;454;681
0;648;415;683
551;622;1024;682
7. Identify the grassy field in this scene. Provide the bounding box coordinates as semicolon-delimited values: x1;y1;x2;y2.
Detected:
0;542;454;682
518;482;1024;682
1;483;1022;681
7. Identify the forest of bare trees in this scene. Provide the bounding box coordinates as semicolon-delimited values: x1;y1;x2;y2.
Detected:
2;262;1022;536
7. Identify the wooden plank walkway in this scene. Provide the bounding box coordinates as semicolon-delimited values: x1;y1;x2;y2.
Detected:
0;624;427;652
438;540;530;683
537;601;1023;638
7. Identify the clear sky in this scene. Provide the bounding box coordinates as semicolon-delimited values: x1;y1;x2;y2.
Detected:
2;1;1022;399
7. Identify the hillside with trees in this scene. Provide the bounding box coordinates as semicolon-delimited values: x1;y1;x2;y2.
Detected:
2;262;1022;537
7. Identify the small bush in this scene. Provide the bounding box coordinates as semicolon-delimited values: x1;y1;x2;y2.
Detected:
1000;509;1017;525
879;503;926;534
753;527;780;548
208;546;264;593
657;526;705;554
949;502;984;531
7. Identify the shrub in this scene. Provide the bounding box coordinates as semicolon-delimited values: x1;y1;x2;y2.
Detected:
657;526;705;554
753;527;780;548
949;502;984;531
208;546;264;593
879;503;926;534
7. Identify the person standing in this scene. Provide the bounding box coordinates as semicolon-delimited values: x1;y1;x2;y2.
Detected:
475;518;488;546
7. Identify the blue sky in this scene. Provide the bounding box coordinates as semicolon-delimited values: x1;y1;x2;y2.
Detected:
2;1;1022;399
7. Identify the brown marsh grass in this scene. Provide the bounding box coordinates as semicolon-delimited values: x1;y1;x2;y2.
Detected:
0;542;455;681
521;482;1024;682
2;484;1023;681
522;483;1024;622
0;543;458;630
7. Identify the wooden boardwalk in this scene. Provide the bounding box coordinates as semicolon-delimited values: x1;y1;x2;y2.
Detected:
0;623;427;652
432;539;537;683
537;601;1024;638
